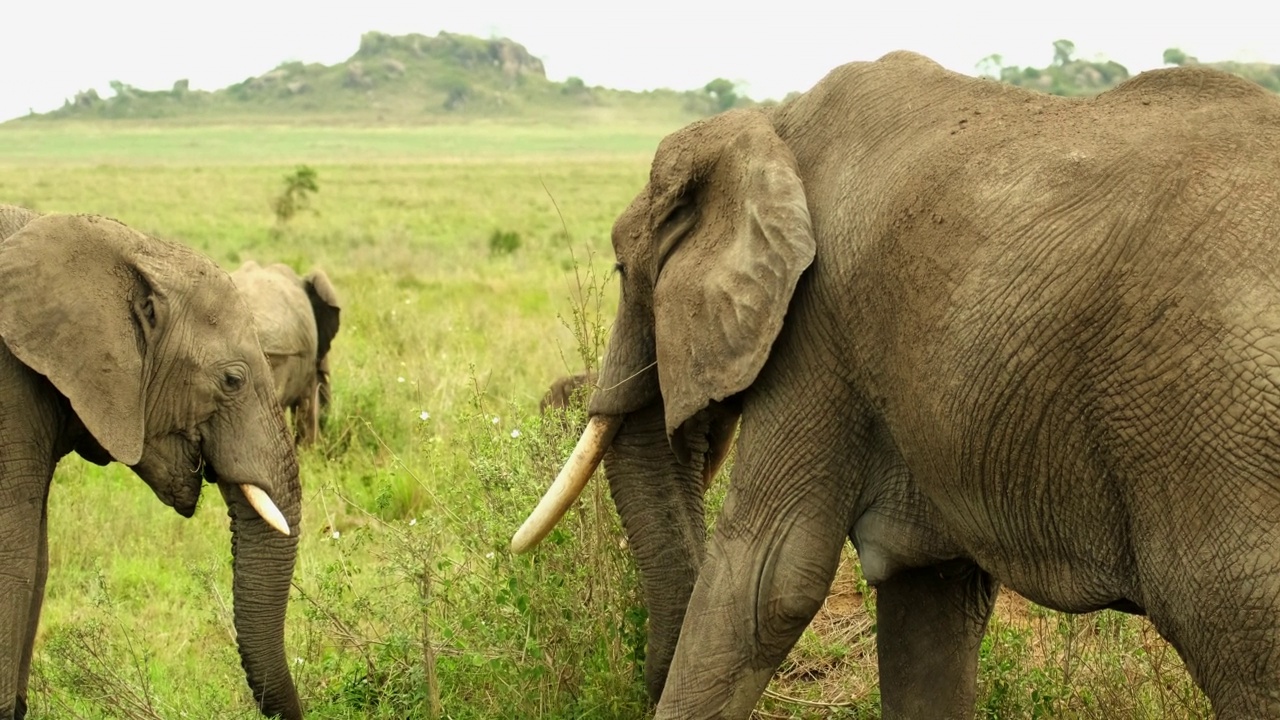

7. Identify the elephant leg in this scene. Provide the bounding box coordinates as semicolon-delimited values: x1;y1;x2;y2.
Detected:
655;474;855;718
875;561;998;719
14;494;49;718
0;478;45;719
654;394;864;718
1133;504;1280;717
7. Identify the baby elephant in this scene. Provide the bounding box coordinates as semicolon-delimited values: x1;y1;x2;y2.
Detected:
232;261;340;447
539;370;597;413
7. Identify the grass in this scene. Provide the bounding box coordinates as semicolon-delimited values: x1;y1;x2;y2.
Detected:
0;122;679;166
3;121;1210;718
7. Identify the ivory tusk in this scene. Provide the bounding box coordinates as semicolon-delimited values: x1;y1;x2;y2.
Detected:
510;414;621;553
241;484;291;536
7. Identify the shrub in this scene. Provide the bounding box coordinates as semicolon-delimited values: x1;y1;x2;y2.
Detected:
488;229;520;256
272;165;320;225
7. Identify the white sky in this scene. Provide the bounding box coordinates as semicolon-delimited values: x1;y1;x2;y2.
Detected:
3;1;1279;122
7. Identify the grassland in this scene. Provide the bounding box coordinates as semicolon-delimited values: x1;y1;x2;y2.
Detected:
0;121;1211;718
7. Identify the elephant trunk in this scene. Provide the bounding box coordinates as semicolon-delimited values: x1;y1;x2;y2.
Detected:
603;402;709;703
217;445;303;719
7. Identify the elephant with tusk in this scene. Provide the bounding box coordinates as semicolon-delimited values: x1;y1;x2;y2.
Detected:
0;207;302;719
513;52;1280;718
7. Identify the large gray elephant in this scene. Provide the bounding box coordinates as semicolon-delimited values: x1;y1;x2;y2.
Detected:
231;261;340;447
512;53;1280;718
0;208;302;720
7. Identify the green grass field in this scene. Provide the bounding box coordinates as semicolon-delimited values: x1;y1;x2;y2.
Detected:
0;121;1211;719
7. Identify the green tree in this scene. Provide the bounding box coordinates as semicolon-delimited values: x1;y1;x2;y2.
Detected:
272;165;319;225
703;78;738;112
976;54;1004;79
1052;39;1076;67
1163;47;1197;66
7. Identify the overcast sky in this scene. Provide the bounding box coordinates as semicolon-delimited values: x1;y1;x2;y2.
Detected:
3;1;1278;122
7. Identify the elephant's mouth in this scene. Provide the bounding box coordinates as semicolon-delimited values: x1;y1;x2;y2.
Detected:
171;462;204;518
203;463;292;537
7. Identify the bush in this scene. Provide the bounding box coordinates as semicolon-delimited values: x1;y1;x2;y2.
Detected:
273;166;320;225
488;229;520;256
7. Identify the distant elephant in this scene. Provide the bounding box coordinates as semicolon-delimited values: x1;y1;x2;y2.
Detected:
512;53;1280;718
231;261;340;447
539;371;596;413
0;208;302;720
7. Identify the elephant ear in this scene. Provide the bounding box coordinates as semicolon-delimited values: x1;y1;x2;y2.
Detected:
304;268;340;362
0;214;149;465
0;204;40;241
650;110;815;438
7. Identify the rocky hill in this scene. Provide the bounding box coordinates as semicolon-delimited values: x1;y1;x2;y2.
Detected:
19;35;1280;126
24;31;744;125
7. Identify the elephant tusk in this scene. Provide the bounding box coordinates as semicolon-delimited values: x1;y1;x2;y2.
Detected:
241;484;291;536
511;414;622;553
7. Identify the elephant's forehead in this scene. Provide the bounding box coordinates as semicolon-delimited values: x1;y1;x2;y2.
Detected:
184;274;257;332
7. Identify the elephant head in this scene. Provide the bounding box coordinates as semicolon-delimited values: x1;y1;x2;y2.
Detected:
0;213;303;719
538;370;597;414
231;261;340;447
512;110;814;700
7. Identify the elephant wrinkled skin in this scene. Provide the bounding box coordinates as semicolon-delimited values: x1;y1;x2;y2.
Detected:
231;261;341;447
515;53;1280;717
0;208;303;720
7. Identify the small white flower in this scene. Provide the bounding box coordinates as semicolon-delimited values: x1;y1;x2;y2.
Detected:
409;518;417;526
294;657;305;666
485;551;495;559
491;416;500;424
397;376;405;383
331;530;341;540
419;411;430;421
510;429;521;438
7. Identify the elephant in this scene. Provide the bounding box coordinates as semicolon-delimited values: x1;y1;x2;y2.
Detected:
0;207;303;720
511;52;1280;718
231;261;340;447
539;370;597;414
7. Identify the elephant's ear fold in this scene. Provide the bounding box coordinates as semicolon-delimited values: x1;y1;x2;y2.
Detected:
0;214;148;465
651;110;815;437
304;268;340;362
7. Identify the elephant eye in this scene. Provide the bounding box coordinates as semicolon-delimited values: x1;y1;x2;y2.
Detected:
223;371;246;394
614;262;627;278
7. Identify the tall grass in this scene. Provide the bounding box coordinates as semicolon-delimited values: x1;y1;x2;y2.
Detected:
3;122;1210;718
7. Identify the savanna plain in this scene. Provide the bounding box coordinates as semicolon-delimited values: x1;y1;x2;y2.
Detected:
0;120;1212;718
